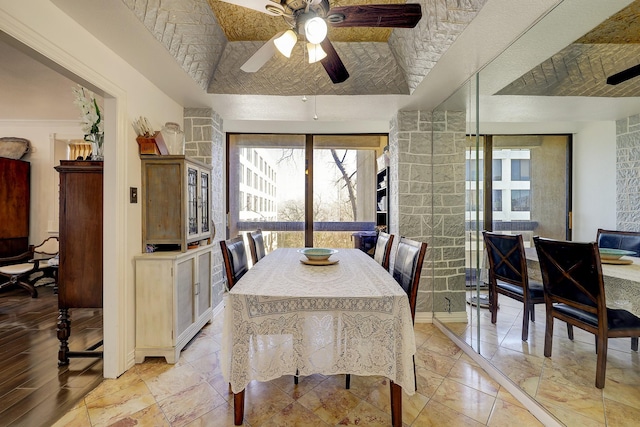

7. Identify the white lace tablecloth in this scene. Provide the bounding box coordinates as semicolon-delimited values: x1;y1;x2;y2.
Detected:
221;248;416;395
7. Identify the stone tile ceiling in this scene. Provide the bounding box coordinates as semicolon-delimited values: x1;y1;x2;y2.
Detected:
497;0;640;97
121;0;487;96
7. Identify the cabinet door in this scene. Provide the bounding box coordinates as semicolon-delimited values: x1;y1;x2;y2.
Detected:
196;250;212;318
176;257;195;338
186;165;199;239
199;169;210;236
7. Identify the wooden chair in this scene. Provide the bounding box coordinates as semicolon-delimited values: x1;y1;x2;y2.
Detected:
533;236;640;388
373;231;394;271
247;229;266;265
0;237;59;298
220;236;249;290
482;231;545;341
596;228;640;257
346;236;427;390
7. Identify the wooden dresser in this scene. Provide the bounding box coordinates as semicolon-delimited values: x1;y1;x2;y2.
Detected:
0;158;30;258
54;160;103;365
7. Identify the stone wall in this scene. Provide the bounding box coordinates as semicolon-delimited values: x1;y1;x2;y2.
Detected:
184;108;225;309
390;109;467;319
616;114;640;231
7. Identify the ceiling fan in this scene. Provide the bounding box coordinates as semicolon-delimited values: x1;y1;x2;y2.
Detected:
219;0;422;84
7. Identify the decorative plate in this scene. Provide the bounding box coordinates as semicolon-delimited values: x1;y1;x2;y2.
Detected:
599;248;635;260
300;258;339;266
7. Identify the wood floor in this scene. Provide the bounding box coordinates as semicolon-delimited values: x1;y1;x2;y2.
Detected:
0;283;103;427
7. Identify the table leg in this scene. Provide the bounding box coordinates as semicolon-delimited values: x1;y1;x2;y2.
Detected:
390;380;402;427
234;390;245;425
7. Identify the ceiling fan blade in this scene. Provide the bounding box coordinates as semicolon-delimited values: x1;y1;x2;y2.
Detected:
320;39;349;84
327;4;422;28
217;0;285;16
241;31;284;72
606;64;640;85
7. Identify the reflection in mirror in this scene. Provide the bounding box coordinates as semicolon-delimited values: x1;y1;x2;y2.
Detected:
433;0;640;424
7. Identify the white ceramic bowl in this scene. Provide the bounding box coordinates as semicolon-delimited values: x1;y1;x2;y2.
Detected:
599;248;635;260
298;248;338;261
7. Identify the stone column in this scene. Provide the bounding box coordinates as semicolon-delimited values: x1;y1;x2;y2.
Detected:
184;108;226;309
389;109;467;321
616;114;640;231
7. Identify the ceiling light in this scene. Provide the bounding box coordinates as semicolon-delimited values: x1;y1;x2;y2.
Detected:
274;30;297;58
307;43;327;64
305;17;327;44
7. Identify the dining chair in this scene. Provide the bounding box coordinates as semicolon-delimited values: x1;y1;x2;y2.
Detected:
0;237;59;298
533;236;640;388
482;231;545;341
345;236;427;391
373;231;394;271
596;228;640;257
220;236;249;290
247;229;266;265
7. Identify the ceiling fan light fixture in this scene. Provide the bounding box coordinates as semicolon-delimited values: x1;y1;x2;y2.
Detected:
305;16;327;44
274;29;297;58
307;43;327;63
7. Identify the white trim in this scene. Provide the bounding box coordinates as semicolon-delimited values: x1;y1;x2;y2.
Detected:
415;311;468;323
0;8;130;379
434;319;563;427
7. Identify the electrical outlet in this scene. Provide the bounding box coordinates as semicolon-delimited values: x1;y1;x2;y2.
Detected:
130;187;138;203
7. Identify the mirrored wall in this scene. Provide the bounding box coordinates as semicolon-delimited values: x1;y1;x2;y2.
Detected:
432;0;640;422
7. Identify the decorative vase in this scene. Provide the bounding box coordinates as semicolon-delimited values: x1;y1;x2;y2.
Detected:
86;133;104;161
160;122;185;155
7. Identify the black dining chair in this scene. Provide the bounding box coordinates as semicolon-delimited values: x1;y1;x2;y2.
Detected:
533;236;640;388
220;236;249;290
482;231;545;341
373;231;394;271
247;229;266;265
345;236;427;391
596;228;640;257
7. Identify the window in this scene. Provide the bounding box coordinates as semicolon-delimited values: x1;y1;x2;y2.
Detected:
466;189;483;211
511;159;530;181
493;190;502;211
228;133;386;249
511;190;530;211
492;159;502;181
466;159;483;181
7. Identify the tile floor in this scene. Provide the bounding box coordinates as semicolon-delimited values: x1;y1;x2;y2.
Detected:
444;291;640;427
53;310;545;426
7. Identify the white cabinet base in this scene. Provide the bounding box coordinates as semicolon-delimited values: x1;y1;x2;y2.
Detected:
134;311;211;363
134;245;213;364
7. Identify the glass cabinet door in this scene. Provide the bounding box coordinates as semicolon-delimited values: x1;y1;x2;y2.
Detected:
187;166;198;236
200;170;210;234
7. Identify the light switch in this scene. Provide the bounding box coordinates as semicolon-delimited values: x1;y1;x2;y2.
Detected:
130;187;138;203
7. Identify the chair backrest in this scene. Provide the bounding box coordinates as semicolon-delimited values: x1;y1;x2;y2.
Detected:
533;237;605;313
596;228;640;257
373;231;394;271
247;229;266;265
392;237;427;322
220;236;249;290
33;237;59;260
482;231;528;289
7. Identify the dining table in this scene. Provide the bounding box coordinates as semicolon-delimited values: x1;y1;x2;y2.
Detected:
221;247;416;426
525;247;640;317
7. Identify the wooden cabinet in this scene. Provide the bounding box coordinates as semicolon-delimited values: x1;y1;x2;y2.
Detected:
376;167;389;231
134;245;213;363
54;160;103;365
0;158;29;258
141;155;212;252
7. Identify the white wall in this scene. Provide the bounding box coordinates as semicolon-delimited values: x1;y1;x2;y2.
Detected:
0;0;185;378
572;120;617;242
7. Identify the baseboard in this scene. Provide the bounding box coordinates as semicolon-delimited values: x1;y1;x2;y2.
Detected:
212;299;225;318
